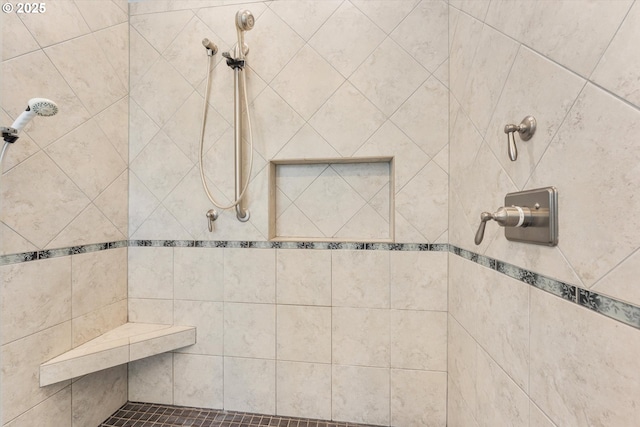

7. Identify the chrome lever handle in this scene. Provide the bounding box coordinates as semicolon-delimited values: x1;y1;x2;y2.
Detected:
504;116;536;162
475;212;494;245
474;206;533;245
206;209;219;232
505;125;519;161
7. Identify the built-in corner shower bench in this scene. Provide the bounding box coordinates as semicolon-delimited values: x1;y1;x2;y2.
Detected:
39;323;196;387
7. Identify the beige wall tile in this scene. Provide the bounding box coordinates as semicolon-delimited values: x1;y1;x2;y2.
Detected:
391;251;447;311
224;302;275;359
276;361;331;420
530;288;640;426
332;307;389;367
19;1;90;47
332;250;389;308
224;357;275;415
128;298;173;324
1;322;71;422
332;365;389;425
174;247;224;302
277;305;331;363
1;257;71;344
128;353;174;405
45;35;127;115
391;369;447;427
128;246;173;299
308;2;385;78
448;315;477;418
72;248;127;318
391;310;447;371
276;249;331;306
4;387;71;427
174;300;223;356
224;248;275;303
71;366;127;427
72;299;127;348
173;354;223;409
476;347;528;427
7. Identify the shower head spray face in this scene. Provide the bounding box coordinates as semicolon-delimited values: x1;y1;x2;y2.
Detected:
29;98;59;117
11;98;58;132
236;10;255;31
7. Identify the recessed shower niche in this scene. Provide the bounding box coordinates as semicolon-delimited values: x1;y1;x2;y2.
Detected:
268;157;394;242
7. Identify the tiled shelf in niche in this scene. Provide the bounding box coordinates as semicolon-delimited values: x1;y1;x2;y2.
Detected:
268;157;394;242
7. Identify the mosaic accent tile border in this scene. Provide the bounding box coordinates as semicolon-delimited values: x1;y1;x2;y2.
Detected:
101;402;382;427
449;245;640;330
1;240;638;330
0;240;126;266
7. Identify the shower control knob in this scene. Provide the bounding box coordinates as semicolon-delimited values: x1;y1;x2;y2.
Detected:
474;206;533;245
504;116;536;161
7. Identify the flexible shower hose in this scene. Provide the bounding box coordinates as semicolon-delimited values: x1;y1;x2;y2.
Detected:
198;49;254;211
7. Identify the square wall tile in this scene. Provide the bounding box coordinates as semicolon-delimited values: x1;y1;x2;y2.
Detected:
332;365;389;425
447;378;479;427
174;300;223;356
276;361;331;420
448;315;477;418
276;249;331;306
391;310;447;371
224;357;276;415
72;248;127;319
128;298;173;324
173;354;223;409
174;247;223;302
128;246;173;299
71;365;127;427
476;347;528;427
4;387;71;427
1;257;71;345
19;1;89;47
332;307;389;367
391;369;447;427
224;248;276;303
277;305;331;363
1;322;71;422
332;250;389;308
72;300;127;348
128;353;173;405
530;287;640;427
309;1;385;78
224;302;275;359
391;251;447;311
44;34;126;115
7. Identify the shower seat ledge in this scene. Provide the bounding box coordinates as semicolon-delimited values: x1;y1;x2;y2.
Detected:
39;322;196;387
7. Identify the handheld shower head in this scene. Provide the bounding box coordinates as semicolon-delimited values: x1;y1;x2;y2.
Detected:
11;98;58;132
236;10;255;32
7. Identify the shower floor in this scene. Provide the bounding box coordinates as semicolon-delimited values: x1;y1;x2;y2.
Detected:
100;402;381;427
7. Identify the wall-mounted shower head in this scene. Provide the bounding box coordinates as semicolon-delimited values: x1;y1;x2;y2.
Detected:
202;38;218;56
10;98;58;132
236;10;255;32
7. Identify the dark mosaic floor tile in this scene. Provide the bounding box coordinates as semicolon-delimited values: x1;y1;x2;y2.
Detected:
102;403;383;427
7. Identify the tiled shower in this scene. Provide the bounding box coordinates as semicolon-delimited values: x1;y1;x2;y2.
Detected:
1;1;639;426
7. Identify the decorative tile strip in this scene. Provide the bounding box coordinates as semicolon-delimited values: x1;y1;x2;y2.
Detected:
0;240;127;265
0;251;38;266
430;243;448;251
579;289;640;329
450;245;638;330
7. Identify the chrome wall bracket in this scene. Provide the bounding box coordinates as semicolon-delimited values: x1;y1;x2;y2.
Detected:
505;115;536;161
475;186;558;246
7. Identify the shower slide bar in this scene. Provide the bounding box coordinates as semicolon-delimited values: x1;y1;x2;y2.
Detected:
199;10;255;228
